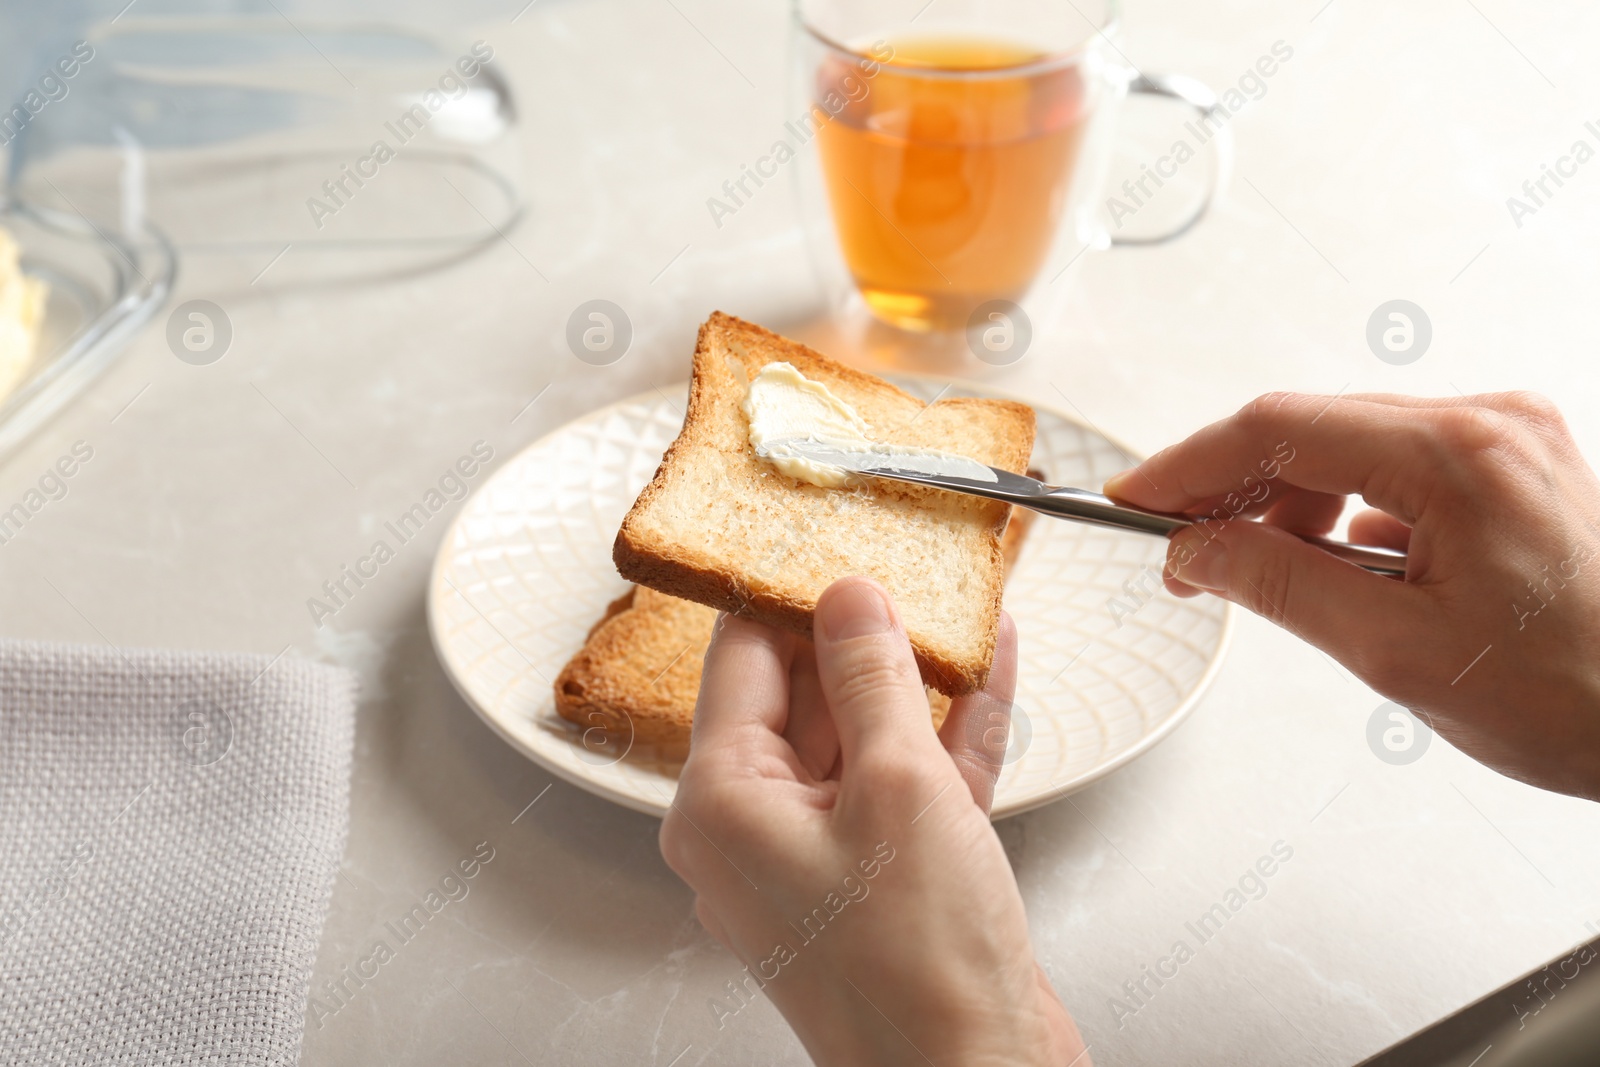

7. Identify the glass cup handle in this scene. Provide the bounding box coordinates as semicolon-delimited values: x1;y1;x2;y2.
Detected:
1110;73;1234;247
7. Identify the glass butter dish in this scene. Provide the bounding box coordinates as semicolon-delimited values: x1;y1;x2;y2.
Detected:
0;199;173;459
0;9;522;459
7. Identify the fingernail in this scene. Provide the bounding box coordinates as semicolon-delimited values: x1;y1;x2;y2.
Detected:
1170;529;1229;592
818;579;894;641
1102;469;1135;497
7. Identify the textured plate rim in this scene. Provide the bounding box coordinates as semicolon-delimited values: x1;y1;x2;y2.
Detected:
427;373;1235;820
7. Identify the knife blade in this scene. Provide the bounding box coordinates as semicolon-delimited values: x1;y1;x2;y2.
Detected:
754;439;1408;577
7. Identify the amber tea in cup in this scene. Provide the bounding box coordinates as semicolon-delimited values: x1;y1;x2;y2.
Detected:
795;1;1225;338
815;36;1090;332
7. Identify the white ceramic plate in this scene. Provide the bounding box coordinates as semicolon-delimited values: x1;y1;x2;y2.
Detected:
427;377;1233;819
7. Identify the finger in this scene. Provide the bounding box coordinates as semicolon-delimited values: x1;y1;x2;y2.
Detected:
1164;518;1424;677
1116;391;1524;522
1347;390;1570;448
690;612;797;763
782;640;841;782
1102;394;1453;523
1348;508;1412;551
1158;482;1346;590
1156;485;1345;539
1161;568;1206;598
1342;390;1531;414
938;611;1018;814
1159;480;1295;523
812;577;946;770
1262;488;1346;535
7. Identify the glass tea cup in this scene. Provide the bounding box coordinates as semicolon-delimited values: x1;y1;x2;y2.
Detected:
791;0;1227;334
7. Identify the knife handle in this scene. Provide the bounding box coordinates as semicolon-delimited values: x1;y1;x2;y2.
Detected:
1024;486;1409;577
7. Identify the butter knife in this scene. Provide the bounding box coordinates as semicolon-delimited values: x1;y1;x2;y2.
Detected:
754;440;1408;577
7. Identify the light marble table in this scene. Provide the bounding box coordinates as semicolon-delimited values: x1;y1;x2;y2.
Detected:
4;0;1600;1064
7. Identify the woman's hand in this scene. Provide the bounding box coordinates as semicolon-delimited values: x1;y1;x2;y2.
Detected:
660;577;1086;1066
1104;391;1600;801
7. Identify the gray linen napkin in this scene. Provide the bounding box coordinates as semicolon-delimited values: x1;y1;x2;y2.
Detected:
0;638;357;1066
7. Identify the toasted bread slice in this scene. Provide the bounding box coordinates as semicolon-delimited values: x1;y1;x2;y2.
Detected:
554;586;712;748
613;312;1035;696
559;496;1038;748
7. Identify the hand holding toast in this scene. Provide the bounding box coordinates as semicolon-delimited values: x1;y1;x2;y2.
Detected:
660;577;1086;1066
1104;391;1600;801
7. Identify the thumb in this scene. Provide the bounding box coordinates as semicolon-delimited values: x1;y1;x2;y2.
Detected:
812;577;945;769
1166;519;1423;674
